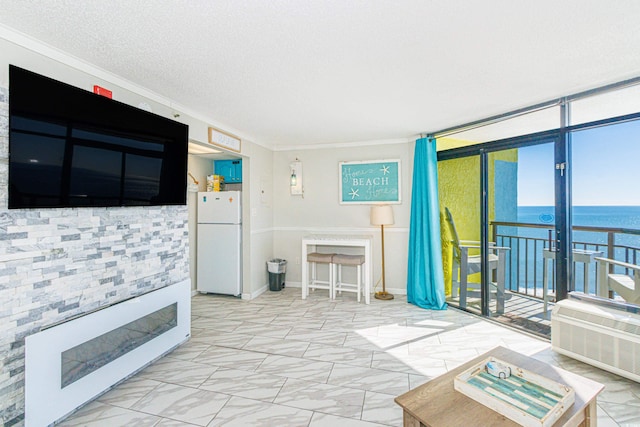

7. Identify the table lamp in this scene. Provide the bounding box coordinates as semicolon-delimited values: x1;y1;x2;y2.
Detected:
371;204;394;300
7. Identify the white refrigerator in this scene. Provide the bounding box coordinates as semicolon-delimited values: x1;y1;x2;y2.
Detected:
197;191;242;296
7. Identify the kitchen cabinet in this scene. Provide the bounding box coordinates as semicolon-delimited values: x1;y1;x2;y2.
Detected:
214;159;242;183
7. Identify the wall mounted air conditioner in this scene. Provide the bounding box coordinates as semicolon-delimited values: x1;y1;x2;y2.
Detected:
551;298;640;383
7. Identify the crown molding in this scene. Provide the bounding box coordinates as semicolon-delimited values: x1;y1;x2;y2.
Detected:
0;24;265;149
273;137;413;152
272;226;409;234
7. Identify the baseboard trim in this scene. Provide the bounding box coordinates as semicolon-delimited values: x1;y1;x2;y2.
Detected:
241;285;268;300
274;281;407;296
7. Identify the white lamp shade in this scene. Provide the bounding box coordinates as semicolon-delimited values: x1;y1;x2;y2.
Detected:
370;205;394;226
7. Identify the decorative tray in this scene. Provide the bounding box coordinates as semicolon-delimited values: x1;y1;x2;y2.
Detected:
454;357;575;427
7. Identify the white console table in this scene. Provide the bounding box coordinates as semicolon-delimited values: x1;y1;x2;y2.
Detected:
301;234;373;304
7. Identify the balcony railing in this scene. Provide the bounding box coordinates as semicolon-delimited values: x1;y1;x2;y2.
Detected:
491;221;640;299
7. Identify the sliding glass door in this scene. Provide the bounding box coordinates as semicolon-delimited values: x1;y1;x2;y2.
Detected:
488;139;558;334
438;132;566;337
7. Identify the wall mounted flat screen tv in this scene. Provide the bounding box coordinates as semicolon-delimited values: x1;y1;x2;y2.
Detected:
8;65;188;209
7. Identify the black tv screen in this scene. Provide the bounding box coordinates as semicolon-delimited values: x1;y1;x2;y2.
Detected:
8;65;188;209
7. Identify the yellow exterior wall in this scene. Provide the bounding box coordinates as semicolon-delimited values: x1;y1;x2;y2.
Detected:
438;155;479;295
437;138;517;296
436;137;481;151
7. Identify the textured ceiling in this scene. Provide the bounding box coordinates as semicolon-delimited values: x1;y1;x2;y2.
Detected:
1;0;640;149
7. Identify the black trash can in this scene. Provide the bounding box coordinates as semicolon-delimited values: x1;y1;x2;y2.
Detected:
267;258;287;291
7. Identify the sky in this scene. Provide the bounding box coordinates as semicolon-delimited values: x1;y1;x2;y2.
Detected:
517;119;640;206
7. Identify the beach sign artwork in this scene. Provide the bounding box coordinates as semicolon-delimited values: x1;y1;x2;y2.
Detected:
339;160;401;204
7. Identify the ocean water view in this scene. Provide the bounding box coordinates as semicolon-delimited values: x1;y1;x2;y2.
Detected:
496;206;640;295
517;205;640;248
519;205;640;228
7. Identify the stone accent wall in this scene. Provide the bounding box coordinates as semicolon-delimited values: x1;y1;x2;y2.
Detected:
0;86;190;426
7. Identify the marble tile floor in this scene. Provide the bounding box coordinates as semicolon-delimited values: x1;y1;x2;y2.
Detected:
59;287;640;426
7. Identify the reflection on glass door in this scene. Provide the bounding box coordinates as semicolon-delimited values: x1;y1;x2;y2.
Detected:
489;141;556;336
570;119;640;302
438;155;482;315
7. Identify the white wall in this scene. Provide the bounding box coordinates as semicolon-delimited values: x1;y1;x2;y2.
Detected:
0;24;421;426
1;28;416;301
242;142;275;297
272;142;413;295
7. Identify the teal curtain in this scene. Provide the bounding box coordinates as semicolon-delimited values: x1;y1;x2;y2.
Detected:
407;137;447;310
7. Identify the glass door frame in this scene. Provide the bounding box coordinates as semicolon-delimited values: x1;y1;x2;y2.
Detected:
438;129;567;316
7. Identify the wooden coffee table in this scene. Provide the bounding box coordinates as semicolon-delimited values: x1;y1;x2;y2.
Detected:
395;346;604;427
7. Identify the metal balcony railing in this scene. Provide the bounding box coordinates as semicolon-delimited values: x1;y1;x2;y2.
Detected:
491;221;640;299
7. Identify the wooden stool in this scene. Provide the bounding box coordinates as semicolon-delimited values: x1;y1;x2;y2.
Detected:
332;254;365;302
306;252;335;298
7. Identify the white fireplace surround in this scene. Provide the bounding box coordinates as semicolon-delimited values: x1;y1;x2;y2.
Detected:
25;279;191;427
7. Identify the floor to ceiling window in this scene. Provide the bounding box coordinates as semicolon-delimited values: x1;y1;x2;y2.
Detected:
569;119;640;297
435;80;640;338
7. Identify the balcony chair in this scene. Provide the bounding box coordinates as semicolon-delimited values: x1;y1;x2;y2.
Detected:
595;257;640;304
444;207;510;315
542;247;603;316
